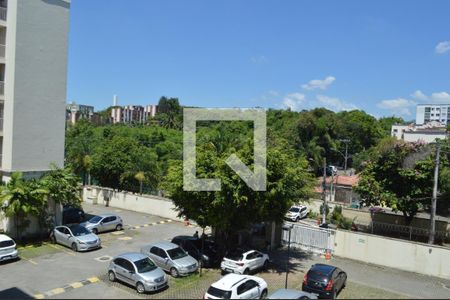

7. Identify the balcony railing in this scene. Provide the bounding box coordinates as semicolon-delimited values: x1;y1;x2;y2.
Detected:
0;7;6;22
0;81;4;95
0;44;4;58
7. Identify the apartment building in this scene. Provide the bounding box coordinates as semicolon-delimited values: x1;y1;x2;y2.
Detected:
66;102;94;125
111;104;158;124
0;0;70;181
416;104;450;125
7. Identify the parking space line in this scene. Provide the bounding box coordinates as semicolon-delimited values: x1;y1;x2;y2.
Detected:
34;276;100;299
21;256;38;265
126;219;174;230
48;244;76;256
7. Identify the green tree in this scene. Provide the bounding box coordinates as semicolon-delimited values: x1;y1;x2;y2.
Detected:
0;173;49;239
164;138;313;250
355;139;435;224
40;165;82;226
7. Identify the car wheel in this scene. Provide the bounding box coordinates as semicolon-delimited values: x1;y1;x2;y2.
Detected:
136;282;145;294
221;269;227;276
260;289;268;299
108;271;116;282
170;267;179;277
92;228;98;234
243;268;250;275
332;289;337;299
295;217;299;222
115;224;123;231
71;243;78;252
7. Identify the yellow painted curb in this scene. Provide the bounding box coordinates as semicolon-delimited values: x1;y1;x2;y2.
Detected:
70;282;83;289
34;294;45;299
87;277;99;283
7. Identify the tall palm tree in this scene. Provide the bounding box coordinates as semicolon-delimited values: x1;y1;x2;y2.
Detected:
134;171;146;195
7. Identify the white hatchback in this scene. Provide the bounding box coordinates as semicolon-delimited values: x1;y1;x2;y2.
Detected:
0;234;18;262
221;249;269;275
205;274;268;299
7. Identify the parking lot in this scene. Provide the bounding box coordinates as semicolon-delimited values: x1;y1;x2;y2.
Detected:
1;203;449;299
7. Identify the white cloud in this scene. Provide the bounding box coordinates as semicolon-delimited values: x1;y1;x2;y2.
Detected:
250;55;269;64
377;98;416;116
302;76;336;90
430;92;450;102
282;93;306;111
411;90;428;101
410;90;450;103
435;41;450;54
316;95;358;111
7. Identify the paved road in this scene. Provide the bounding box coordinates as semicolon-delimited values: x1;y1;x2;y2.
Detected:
0;203;448;299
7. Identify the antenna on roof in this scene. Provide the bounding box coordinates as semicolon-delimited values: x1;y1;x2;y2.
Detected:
113;95;118;106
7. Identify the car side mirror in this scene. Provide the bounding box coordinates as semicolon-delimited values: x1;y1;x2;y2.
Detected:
66;234;71;238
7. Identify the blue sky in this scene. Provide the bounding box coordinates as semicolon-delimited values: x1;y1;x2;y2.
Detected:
67;0;450;119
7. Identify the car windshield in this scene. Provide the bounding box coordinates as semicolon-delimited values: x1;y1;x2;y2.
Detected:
289;207;300;213
69;225;91;237
134;258;157;273
225;250;244;261
207;286;232;299
0;240;14;248
167;247;188;260
88;216;102;224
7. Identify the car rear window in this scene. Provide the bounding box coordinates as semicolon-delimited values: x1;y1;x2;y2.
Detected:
289;207;300;213
225;250;244;261
308;270;328;281
0;240;14;248
207;286;231;299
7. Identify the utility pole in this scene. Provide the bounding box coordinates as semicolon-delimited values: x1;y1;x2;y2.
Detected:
428;141;440;244
344;142;349;172
322;158;327;225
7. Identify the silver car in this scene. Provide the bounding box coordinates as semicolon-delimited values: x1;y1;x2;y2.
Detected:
81;213;123;234
0;234;18;262
50;224;101;252
108;252;168;294
141;242;198;277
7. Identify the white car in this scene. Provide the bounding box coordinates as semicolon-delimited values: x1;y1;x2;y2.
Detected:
285;205;309;222
221;249;269;275
0;234;18;262
205;274;268;299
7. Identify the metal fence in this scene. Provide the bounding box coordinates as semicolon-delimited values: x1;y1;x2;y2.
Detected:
282;222;334;254
371;221;449;243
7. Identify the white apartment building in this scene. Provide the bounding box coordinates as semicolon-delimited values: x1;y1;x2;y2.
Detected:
111;104;158;124
416;104;450;125
0;0;71;181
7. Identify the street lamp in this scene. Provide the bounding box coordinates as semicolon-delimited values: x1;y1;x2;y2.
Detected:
282;224;293;289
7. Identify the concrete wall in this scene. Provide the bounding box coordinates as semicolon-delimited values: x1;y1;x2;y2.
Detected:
2;0;70;177
82;186;184;222
333;229;450;279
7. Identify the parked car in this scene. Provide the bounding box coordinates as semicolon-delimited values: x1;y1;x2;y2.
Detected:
204;273;268;299
302;264;347;299
62;205;85;224
171;235;221;268
0;234;18;262
268;289;318;299
81;213;123;234
285;205;309;222
108;252;168;294
221;248;269;275
50;224;101;252
141;242;198;277
369;206;385;214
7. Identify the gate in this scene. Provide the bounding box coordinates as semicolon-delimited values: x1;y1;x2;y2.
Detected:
282;222;334;254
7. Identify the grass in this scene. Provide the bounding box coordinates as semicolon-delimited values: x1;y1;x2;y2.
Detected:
18;242;61;259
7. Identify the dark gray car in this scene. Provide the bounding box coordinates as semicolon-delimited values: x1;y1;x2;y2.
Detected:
141;242;198;277
108;252;168;294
